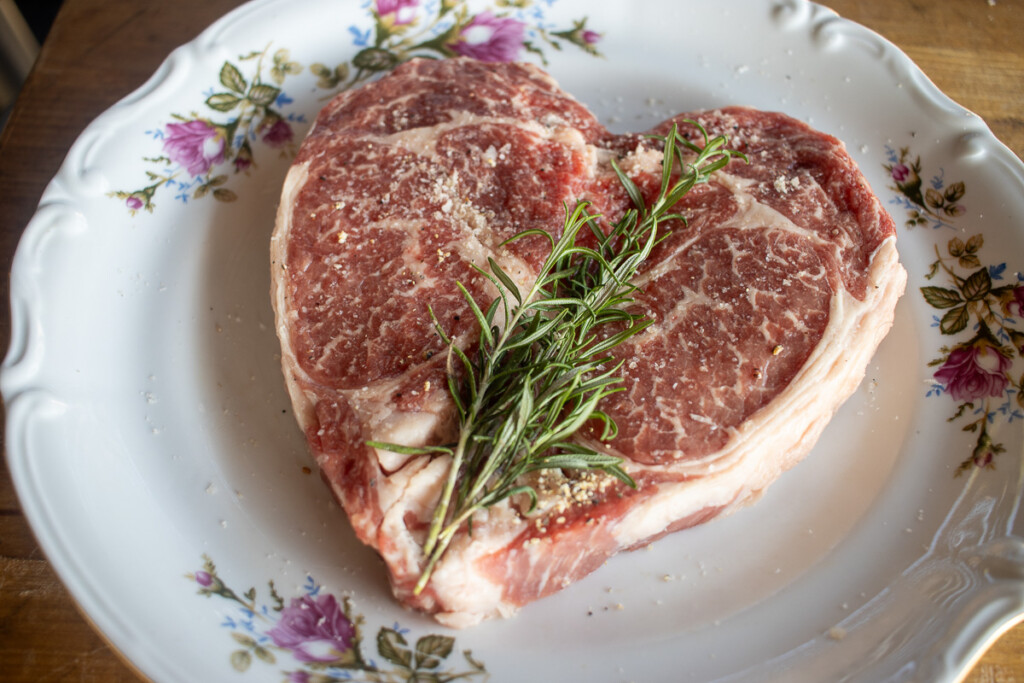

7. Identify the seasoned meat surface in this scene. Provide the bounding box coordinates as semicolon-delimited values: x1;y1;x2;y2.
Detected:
271;58;905;627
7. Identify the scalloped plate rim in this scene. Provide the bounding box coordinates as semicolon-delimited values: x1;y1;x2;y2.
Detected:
3;1;1023;682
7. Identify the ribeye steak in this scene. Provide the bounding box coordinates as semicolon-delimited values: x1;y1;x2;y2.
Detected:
271;57;906;627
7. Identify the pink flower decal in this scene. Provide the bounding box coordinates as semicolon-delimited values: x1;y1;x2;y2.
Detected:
450;12;526;62
234;146;253;173
377;0;418;25
1007;285;1024;318
187;554;487;680
115;20;605;214
971;441;995;468
163;120;226;177
267;594;355;663
891;163;910;183
261;117;294;148
933;344;1010;402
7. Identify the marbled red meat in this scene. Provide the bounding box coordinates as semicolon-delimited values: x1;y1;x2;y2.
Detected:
271;57;905;627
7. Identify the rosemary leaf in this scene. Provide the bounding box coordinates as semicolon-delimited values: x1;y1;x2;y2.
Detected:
370;122;744;594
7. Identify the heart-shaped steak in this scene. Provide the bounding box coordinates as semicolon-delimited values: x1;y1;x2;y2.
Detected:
271;57;905;627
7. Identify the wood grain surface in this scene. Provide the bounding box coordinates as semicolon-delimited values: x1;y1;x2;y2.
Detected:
1;1;1021;681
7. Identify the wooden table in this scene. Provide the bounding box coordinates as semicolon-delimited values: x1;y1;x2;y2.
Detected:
0;1;1021;680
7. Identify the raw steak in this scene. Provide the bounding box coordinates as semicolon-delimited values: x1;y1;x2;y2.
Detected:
271;57;905;627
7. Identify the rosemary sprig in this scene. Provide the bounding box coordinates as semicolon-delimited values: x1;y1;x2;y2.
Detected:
369;122;744;593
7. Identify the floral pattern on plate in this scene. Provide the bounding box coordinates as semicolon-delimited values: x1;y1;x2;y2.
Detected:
884;146;966;230
335;0;602;81
112;0;602;215
109;44;305;214
187;556;487;682
886;146;1024;474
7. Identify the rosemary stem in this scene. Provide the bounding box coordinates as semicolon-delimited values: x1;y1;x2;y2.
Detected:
421;415;474;558
419;298;525;564
419;201;643;590
414;501;481;594
417;221;575;588
389;123;744;596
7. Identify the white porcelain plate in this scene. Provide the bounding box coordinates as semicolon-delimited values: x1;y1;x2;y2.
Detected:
4;1;1023;681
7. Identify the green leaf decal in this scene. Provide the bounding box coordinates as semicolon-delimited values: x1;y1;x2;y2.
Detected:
945;181;966;203
230;632;257;648
206;93;242;112
352;47;399;71
253;646;275;664
948;403;970;421
249;83;281;107
415;634;455;669
230;650;252;672
311;62;350;89
270;48;302;85
939;305;970;335
268;580;284;611
377;628;413;670
959;253;982;269
920;286;963;309
220;61;248;93
961;267;992;301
